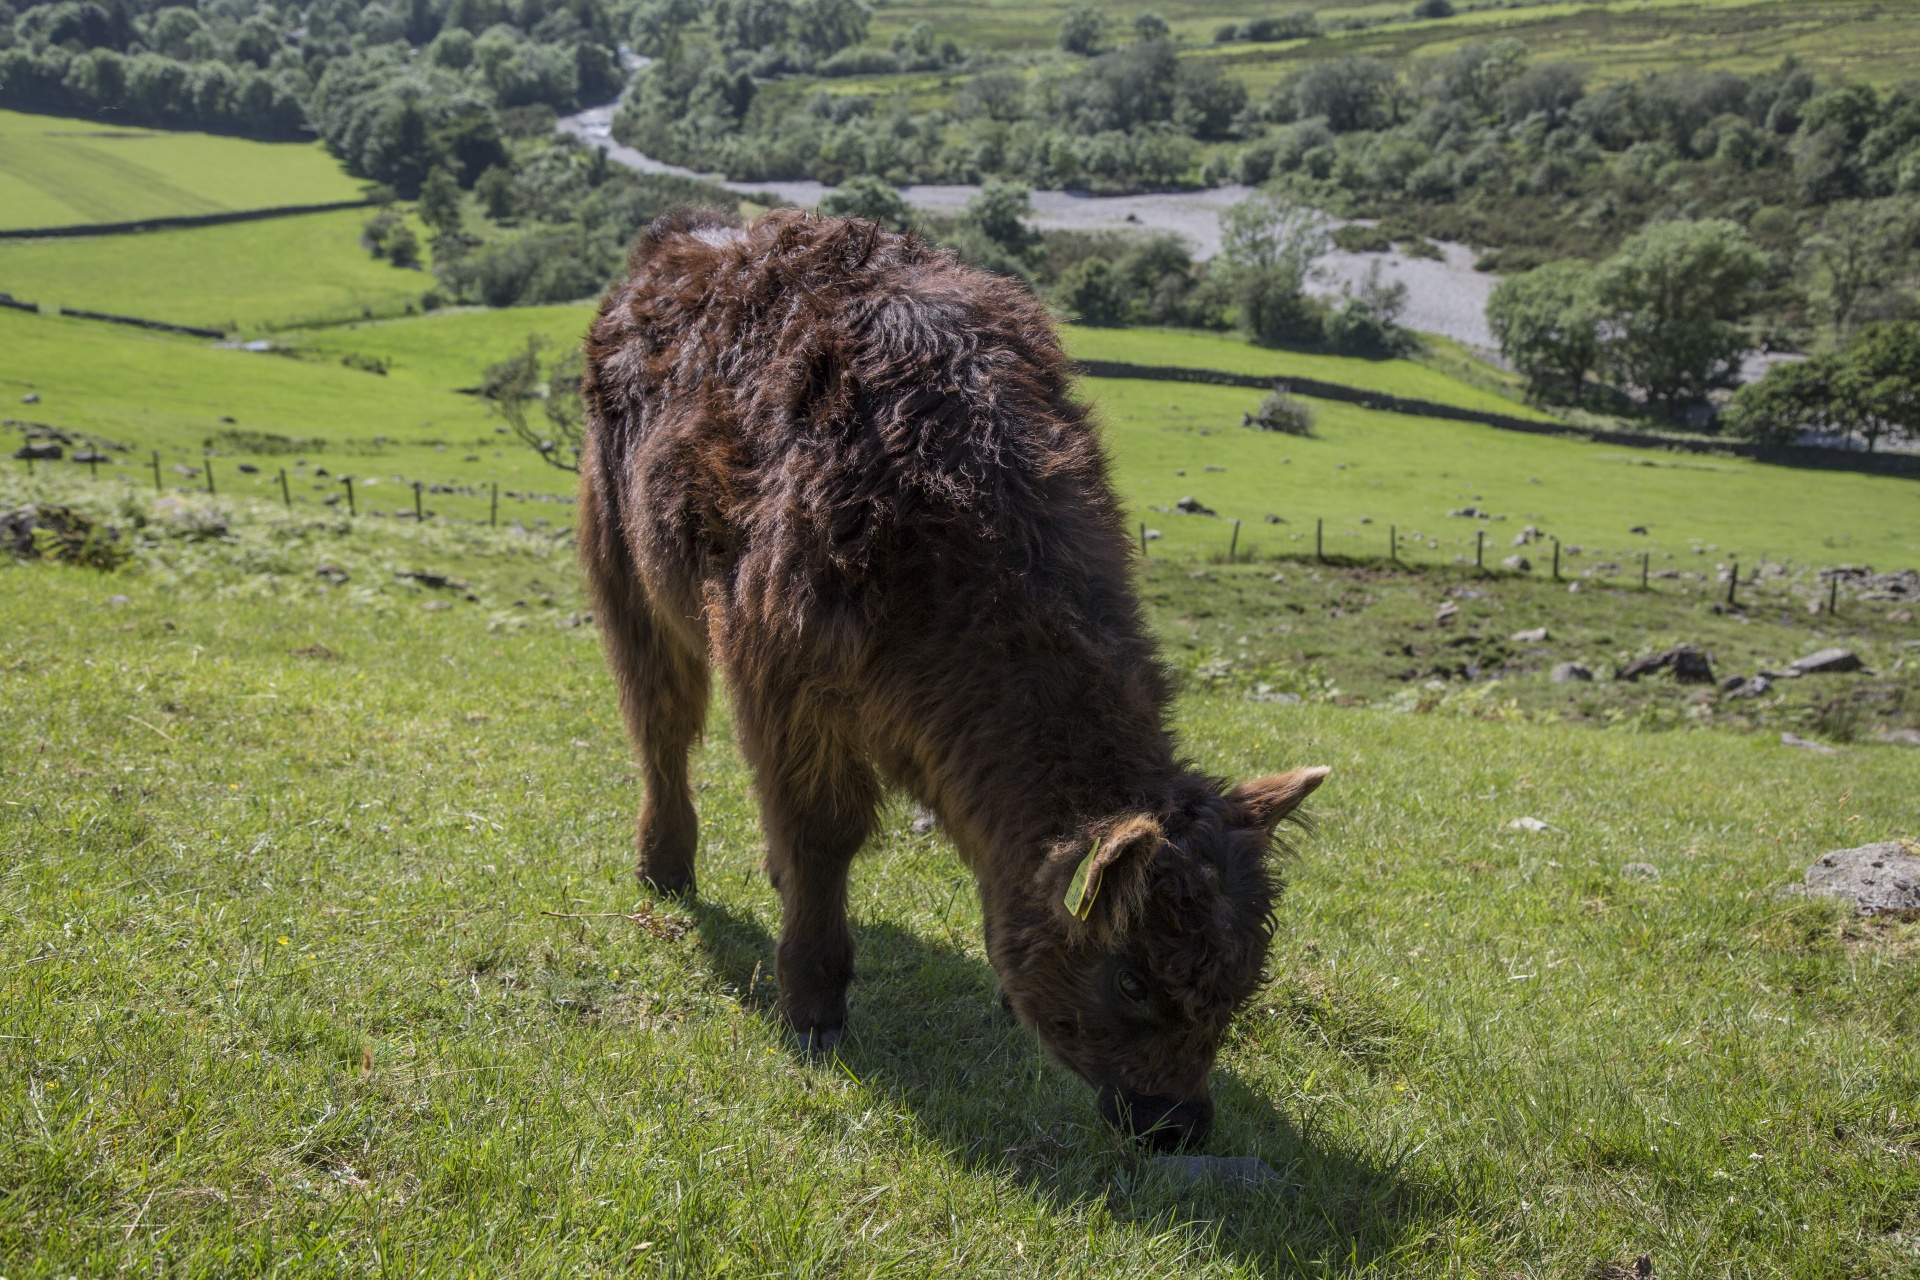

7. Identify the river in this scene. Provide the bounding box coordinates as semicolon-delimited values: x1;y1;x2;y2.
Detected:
556;100;1501;347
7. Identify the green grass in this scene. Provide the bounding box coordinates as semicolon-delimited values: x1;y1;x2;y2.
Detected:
0;209;436;332
1086;375;1920;571
3;472;1919;1275
9;307;1918;573
0;109;366;232
1062;325;1554;420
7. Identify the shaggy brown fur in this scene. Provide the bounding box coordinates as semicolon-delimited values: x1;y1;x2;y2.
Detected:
579;207;1326;1149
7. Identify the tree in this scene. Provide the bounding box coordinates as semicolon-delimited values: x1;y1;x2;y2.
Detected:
1485;260;1604;404
1218;190;1331;278
793;0;870;59
1801;198;1917;337
1057;257;1131;326
941;181;1040;277
1235;267;1324;347
1726;355;1835;444
1592;219;1766;414
419;165;464;237
1832;320;1920;452
1057;2;1108;56
1131;12;1170;42
476;164;516;220
483;335;585;471
819;175;911;231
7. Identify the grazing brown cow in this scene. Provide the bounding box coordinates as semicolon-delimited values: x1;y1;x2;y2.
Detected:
579;207;1327;1150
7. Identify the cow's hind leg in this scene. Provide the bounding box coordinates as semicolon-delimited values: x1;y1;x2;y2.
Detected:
580;497;707;897
733;688;878;1050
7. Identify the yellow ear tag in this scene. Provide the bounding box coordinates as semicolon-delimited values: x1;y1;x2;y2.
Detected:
1065;838;1103;920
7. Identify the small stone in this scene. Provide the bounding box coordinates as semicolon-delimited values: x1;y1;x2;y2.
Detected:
237;463;259;474
106;594;129;606
1173;495;1215;516
1629;525;1648;535
1501;555;1531;572
1551;662;1592;683
1719;675;1747;692
1790;647;1862;674
1511;626;1549;643
1780;732;1838;754
1567;581;1581;593
20;392;39;404
315;564;349;585
1872;728;1920;746
1509;817;1550;832
1727;675;1772;698
1621;862;1661;882
908;805;939;836
1264;513;1282;524
12;442;61;461
1435;602;1458;625
1889;609;1914;623
1142;528;1162;541
422;600;452;612
1803;842;1920;916
1269;572;1285;583
1146;1155;1283;1189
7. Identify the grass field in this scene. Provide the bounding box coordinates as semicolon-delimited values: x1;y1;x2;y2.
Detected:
3;473;1918;1275
0;109;366;232
0;208;435;333
856;0;1920;91
10;308;1919;573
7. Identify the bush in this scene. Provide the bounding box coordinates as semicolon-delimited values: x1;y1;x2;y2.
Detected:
1243;390;1315;434
1057;257;1131;325
818;175;911;231
1235;266;1325;347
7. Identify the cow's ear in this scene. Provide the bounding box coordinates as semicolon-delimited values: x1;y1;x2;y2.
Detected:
1228;766;1330;831
1061;815;1160;922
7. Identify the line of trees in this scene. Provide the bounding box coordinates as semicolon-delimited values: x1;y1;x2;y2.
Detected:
1;0;625;197
1726;322;1920;452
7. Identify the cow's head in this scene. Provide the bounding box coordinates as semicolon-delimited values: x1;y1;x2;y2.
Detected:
992;766;1327;1150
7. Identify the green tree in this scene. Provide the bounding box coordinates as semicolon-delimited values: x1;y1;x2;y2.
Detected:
1726;356;1835;444
1056;2;1107;56
1800;198;1917;337
1057;257;1132;326
1131;12;1170;42
819;175;911;231
1485;260;1604;404
1593;219;1766;414
1832;320;1920;452
1218;190;1331;279
418;165;464;237
792;0;870;58
475;164;516;220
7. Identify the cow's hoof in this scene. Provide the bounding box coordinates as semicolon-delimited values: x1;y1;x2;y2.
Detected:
638;869;696;900
790;1025;843;1056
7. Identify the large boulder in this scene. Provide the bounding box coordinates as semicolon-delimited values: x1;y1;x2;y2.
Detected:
1803;842;1920;916
1617;644;1713;683
1791;647;1863;674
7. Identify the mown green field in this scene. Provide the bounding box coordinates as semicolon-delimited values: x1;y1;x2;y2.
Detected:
3;473;1917;1276
0;208;434;332
0;109;366;232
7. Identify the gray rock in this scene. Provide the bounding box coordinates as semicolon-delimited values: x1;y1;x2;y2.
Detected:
1719;675;1747;692
1780;732;1838;754
1617;645;1713;684
1501;555;1531;572
1804;842;1920;916
1726;675;1772;698
12;442;61;461
1551;662;1592;683
1147;1155;1284;1189
1872;728;1920;746
1511;626;1549;643
1174;495;1215;516
21;392;39;403
1621;862;1661;882
315;564;349;585
1791;647;1863;674
908;805;939;836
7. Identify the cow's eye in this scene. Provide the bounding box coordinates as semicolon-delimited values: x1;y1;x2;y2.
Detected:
1116;970;1148;1002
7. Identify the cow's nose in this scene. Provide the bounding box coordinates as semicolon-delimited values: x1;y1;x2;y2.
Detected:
1098;1085;1213;1151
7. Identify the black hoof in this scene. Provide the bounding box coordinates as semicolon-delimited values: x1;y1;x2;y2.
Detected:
639;870;696;900
790;1025;844;1056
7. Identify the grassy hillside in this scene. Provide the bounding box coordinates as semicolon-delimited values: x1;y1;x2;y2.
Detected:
2;478;1916;1275
9;309;1917;571
0;208;435;332
0;109;365;232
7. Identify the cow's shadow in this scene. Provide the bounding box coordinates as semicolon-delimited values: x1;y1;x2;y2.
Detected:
687;896;1450;1275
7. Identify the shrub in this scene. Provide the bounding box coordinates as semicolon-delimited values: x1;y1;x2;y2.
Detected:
818;175;912;231
1243;390;1315;434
